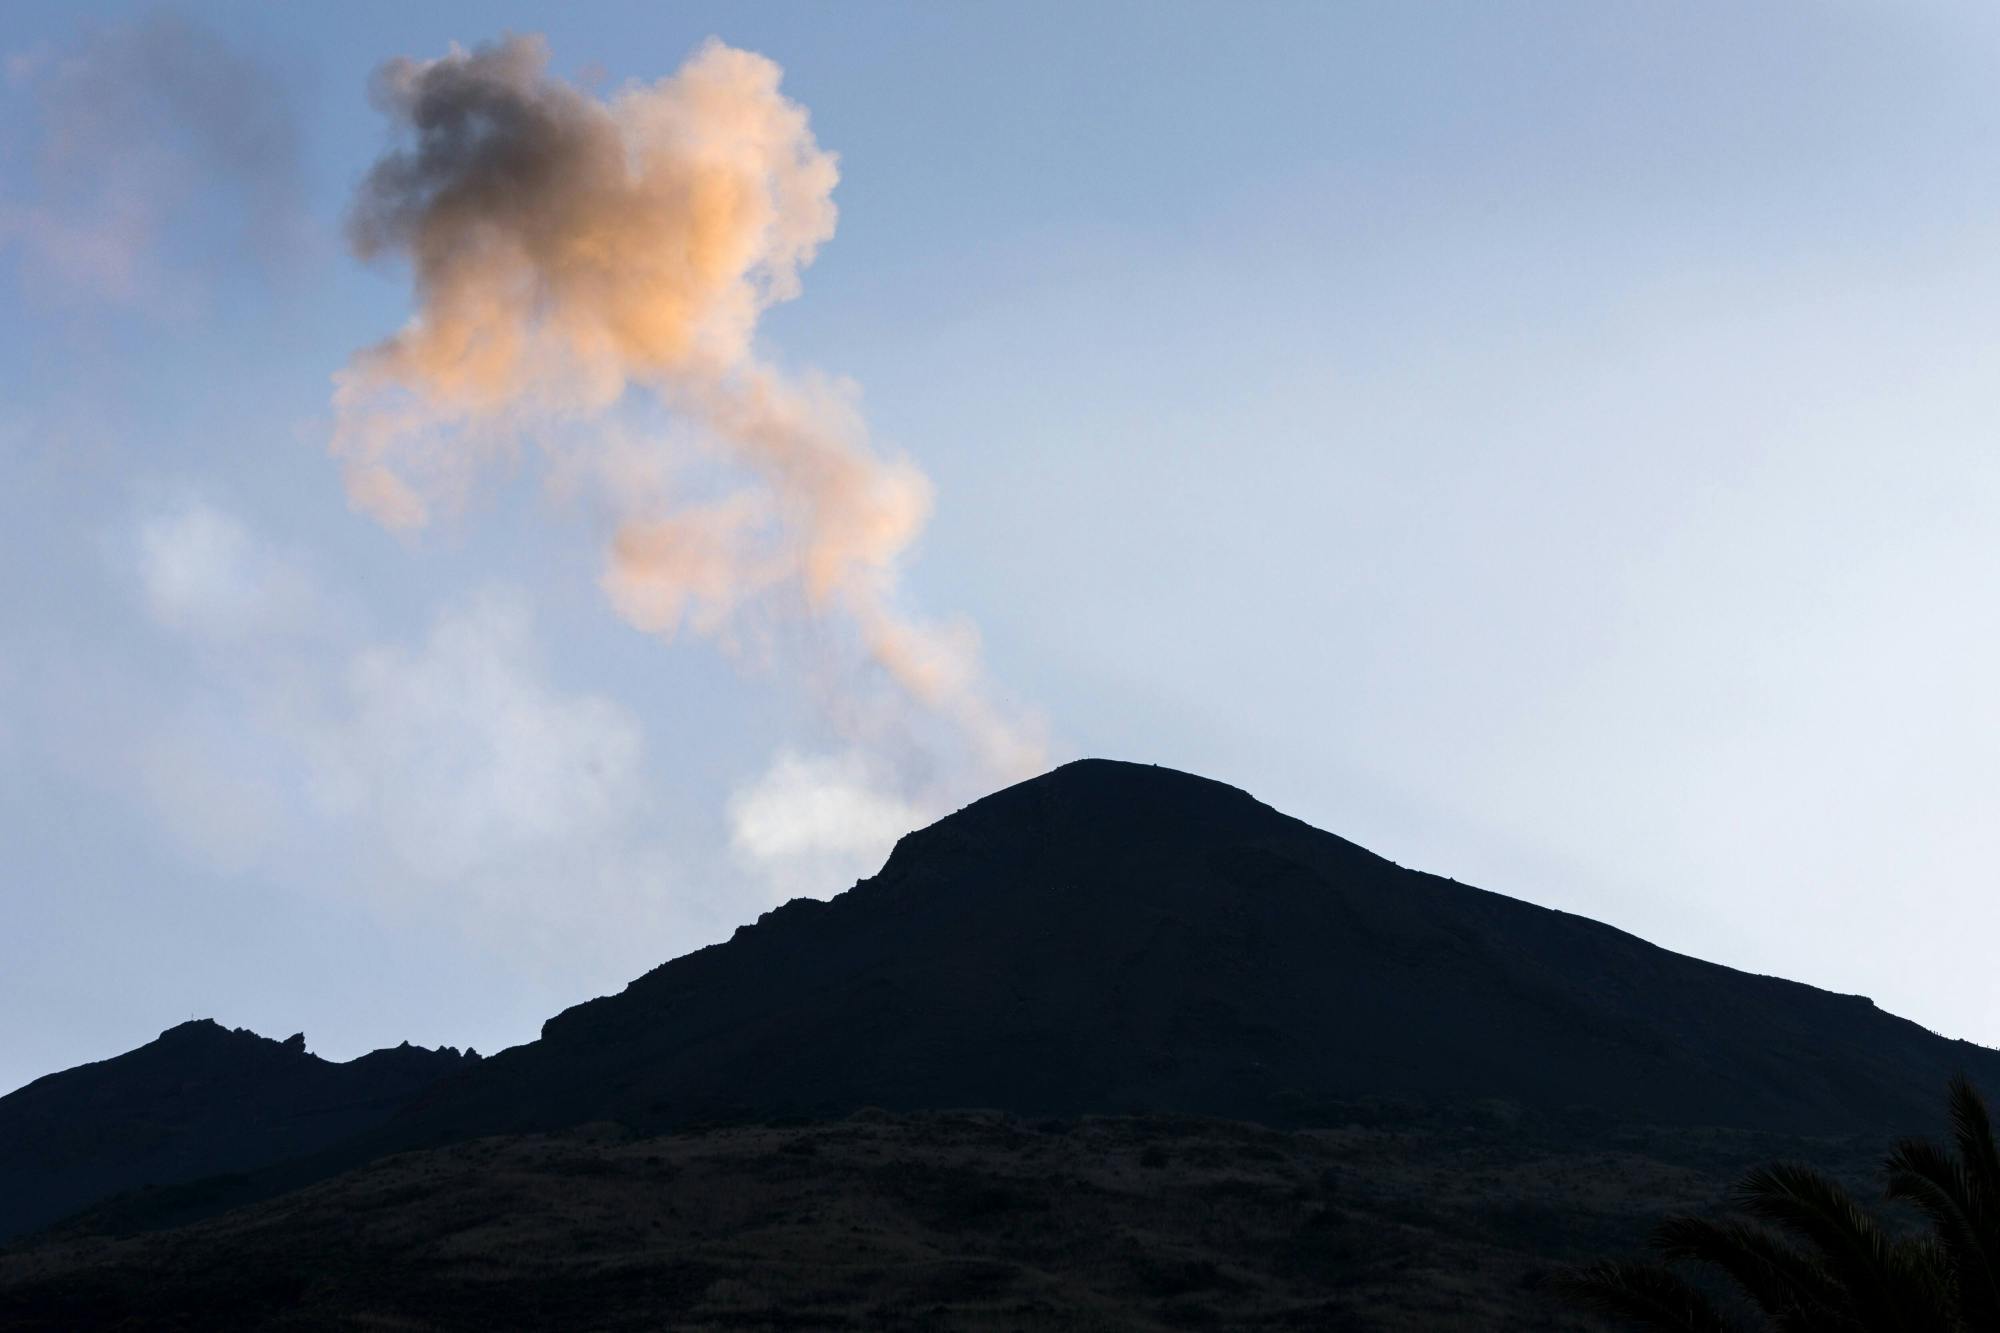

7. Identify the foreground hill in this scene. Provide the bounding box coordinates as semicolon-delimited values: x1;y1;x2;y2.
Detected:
0;1020;473;1242
380;759;1999;1150
0;1106;1883;1331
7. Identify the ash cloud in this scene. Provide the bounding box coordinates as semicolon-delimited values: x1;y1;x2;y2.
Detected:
335;34;1044;807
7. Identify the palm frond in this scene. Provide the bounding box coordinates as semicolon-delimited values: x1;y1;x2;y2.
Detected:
1554;1259;1743;1332
1886;1135;1997;1327
1652;1214;1843;1322
1733;1162;1933;1331
1947;1075;2000;1232
1555;1079;1995;1332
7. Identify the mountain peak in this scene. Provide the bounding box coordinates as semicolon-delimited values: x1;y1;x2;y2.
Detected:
414;759;2000;1146
158;1017;228;1042
969;757;1269;820
873;758;1298;888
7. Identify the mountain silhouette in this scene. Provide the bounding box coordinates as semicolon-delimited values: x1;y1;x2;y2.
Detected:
376;758;1998;1148
0;1019;473;1242
8;759;1997;1248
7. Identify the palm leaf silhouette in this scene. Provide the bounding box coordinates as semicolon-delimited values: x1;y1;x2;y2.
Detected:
1651;1213;1842;1327
1556;1258;1741;1331
1563;1075;2000;1331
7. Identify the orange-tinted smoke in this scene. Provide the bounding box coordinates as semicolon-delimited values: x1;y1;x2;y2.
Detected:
333;34;1042;783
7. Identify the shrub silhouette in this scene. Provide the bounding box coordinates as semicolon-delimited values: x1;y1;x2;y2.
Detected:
1562;1075;2000;1331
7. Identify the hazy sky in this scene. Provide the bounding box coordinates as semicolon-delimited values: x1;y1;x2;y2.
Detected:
5;1;2000;1095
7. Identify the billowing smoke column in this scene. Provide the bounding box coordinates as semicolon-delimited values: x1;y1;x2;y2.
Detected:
333;35;1042;797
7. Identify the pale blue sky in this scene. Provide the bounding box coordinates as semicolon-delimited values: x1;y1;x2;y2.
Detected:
5;2;2000;1093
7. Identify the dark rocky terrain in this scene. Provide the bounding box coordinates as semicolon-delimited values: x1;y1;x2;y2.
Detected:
2;757;1991;1327
0;1019;474;1242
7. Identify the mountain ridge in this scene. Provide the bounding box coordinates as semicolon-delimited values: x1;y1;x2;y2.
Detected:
6;757;1993;1246
0;1018;474;1242
379;758;1998;1147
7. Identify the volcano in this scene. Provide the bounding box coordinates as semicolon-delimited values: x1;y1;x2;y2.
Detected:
372;758;1991;1147
6;759;1995;1327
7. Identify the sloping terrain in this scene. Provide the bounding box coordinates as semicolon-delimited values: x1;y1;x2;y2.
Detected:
0;1019;474;1242
6;755;1993;1290
378;759;1999;1151
0;1105;1884;1331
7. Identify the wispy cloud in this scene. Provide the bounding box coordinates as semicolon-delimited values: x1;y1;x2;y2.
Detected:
308;590;645;884
135;500;320;642
2;11;306;307
128;497;687;966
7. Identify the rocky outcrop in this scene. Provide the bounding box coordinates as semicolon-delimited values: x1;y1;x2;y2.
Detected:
0;1019;474;1242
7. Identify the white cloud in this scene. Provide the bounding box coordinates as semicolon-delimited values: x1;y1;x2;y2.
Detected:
309;591;644;883
135;499;316;641
727;748;928;903
127;498;679;965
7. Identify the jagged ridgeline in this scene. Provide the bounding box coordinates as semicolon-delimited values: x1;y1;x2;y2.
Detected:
0;1020;473;1241
6;760;1997;1246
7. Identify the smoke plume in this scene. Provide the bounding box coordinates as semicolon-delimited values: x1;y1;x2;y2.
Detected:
335;35;1042;800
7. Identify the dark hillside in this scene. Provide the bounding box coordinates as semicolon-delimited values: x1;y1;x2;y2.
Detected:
0;1107;1887;1331
381;759;1998;1146
10;759;1991;1251
0;1020;473;1242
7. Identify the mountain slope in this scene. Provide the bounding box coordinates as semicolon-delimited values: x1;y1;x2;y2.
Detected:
379;758;1998;1148
0;1020;473;1242
11;758;1990;1250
